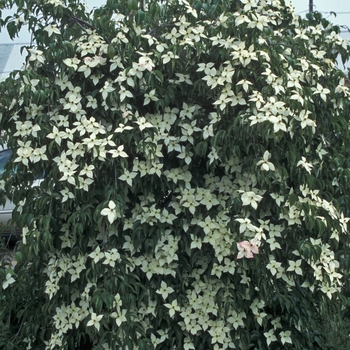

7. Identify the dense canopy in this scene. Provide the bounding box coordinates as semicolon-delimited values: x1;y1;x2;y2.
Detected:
1;0;350;349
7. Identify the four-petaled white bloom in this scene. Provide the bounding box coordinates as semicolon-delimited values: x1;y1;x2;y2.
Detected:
115;124;133;133
60;187;75;202
14;140;33;166
30;146;48;163
156;281;174;299
119;170;137;186
256;151;275;171
108;145;128;158
86;312;103;331
161;51;179;65
237;79;253;92
47;126;67;145
103;249;121;267
119;86;133;101
312;83;330;102
239;190;263;209
164;299;180;318
2;273;15;290
264;329;277;346
43;24;61;37
287;259;303;275
100;81;115;100
135;117;153;131
89;246;105;263
110;309;127;326
28;49;45;64
297;157;313;174
280;330;292;345
101;200;119;224
144;89;159;106
294;110;316;131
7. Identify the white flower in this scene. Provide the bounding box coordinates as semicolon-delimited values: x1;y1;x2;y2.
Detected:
294;110;316;131
21;226;30;245
103;249;121;267
86;312;103;331
2;273;15;289
101;200;119;224
78;177;94;191
248;13;269;31
28;49;45;64
237;79;252;92
256;151;275;171
14;140;33;166
280;330;292;345
30;146;48;163
114;124;133;133
79;164;94;178
320;283;337;299
138;55;154;71
143;89;159;106
287;259;303;275
264;329;277;346
60;187;75;202
63;57;80;70
316;143;327;160
266;259;282;275
203;125;213;139
110;309;127;326
197;62;215;74
161;51;179;64
202;67;218;88
312;83;330;102
156;281;174;299
164;299;180;318
108;145;128;158
297;157;313;174
227;310;246;330
47;126;67;145
135;117;153;131
43;24;61;37
89;246;105;263
119;86;133;101
100;81;115;100
239;190;263;210
268;115;287;133
118;169;137;186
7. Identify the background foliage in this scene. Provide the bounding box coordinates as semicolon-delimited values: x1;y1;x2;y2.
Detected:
1;0;350;349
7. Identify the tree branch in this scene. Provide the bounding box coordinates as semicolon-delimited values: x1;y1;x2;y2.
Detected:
148;23;176;36
69;15;95;30
67;15;111;44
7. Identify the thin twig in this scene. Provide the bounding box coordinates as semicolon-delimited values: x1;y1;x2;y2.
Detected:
148;23;176;36
68;18;89;36
70;15;95;30
68;16;111;44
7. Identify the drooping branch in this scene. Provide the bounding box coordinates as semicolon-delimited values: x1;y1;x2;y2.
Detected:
68;15;95;31
148;23;176;36
67;15;111;43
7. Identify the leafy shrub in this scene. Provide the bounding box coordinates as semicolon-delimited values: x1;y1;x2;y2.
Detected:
1;0;350;349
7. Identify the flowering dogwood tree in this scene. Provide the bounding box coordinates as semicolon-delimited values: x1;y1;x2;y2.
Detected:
1;0;350;348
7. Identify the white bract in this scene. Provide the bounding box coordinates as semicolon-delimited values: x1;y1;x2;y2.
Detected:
2;273;15;290
256;151;275;171
101;201;119;224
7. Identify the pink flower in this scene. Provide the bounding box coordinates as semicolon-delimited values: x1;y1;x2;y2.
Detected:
237;240;259;259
